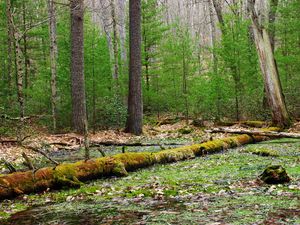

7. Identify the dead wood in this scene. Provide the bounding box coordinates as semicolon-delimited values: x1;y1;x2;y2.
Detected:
206;127;300;138
23;145;59;166
22;152;35;170
0;159;16;173
0;132;272;200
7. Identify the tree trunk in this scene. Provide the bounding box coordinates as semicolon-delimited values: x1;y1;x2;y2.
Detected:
6;0;13;102
111;0;119;82
247;0;290;128
0;133;271;200
209;0;221;121
70;0;88;134
22;0;30;89
48;0;58;132
125;0;143;135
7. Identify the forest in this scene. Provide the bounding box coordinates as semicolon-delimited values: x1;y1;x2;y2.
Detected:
0;0;299;224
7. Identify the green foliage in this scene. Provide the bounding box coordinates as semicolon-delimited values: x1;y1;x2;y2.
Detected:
275;0;300;117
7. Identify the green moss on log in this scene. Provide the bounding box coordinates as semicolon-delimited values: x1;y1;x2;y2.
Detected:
244;147;279;157
0;131;279;200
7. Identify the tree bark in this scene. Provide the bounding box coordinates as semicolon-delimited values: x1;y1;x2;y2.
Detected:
111;0;119;82
6;0;13;101
48;0;58;132
0;133;271;200
125;0;143;135
70;0;88;134
247;0;290;128
209;0;221;121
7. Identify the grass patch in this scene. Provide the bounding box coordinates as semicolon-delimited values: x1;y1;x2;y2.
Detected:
1;138;299;224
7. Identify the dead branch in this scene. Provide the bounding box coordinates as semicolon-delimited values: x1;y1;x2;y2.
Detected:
22;152;35;170
23;145;59;166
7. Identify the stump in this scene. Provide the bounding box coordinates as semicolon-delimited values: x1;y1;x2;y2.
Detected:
259;165;291;184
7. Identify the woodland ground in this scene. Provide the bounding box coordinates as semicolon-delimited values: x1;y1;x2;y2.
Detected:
0;120;299;224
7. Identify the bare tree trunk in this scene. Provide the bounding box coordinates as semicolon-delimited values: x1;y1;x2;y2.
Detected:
70;0;89;157
70;0;88;134
111;0;119;82
268;0;279;52
118;0;127;63
48;0;58;132
208;0;221;121
212;0;225;33
22;1;30;89
125;0;143;135
6;0;13;101
182;32;189;125
247;0;290;127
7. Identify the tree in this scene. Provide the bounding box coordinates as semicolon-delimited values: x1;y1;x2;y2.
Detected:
247;0;290;127
48;0;58;132
70;0;89;158
70;0;88;134
125;0;143;135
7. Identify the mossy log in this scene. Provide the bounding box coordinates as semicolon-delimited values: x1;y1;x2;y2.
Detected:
0;134;269;200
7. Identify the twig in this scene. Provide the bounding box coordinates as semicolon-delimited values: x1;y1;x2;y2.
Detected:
23;145;59;166
22;152;35;170
0;158;17;173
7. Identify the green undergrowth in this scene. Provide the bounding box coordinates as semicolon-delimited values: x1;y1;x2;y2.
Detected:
0;138;299;224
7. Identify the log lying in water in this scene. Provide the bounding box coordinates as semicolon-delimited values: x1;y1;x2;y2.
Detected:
206;127;300;138
0;133;271;200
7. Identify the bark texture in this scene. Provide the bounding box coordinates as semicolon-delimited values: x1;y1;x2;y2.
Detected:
248;0;290;128
125;0;143;135
0;133;271;200
48;0;58;132
70;0;88;134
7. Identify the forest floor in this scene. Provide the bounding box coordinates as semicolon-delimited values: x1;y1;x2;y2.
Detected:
0;120;300;224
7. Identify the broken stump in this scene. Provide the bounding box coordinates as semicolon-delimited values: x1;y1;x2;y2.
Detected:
259;165;291;184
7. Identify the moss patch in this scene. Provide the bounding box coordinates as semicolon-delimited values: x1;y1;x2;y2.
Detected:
244;147;279;157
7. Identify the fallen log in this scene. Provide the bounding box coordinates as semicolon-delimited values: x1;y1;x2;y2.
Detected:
216;120;270;128
0;133;271;200
206;127;300;138
89;141;184;147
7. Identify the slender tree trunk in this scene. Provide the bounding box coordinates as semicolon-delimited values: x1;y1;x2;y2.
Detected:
181;31;189;125
111;0;119;82
248;0;290;127
6;0;13;101
125;0;143;135
209;0;221;121
92;0;96;134
48;0;58;132
22;1;30;89
118;0;127;63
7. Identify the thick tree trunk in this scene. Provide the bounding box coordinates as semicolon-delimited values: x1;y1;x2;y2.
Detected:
125;0;143;135
248;0;290;128
70;0;88;134
0;133;271;200
48;0;58;132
